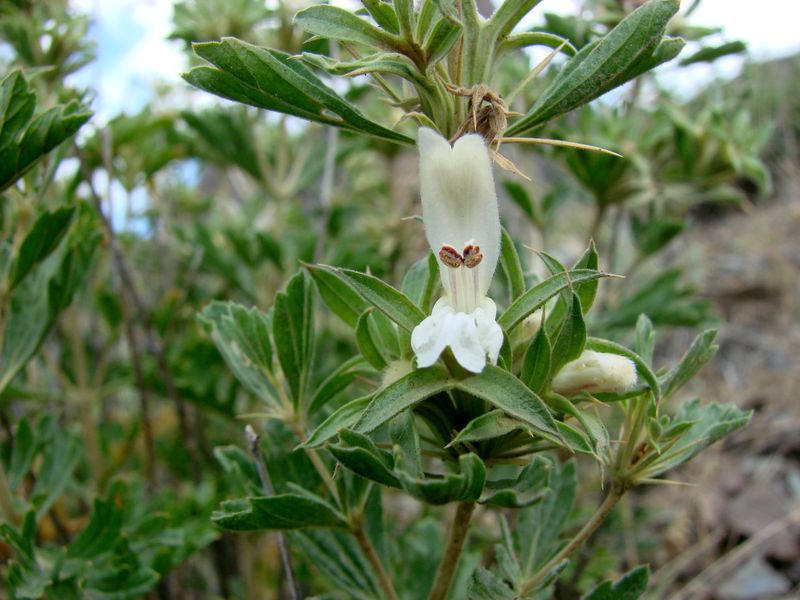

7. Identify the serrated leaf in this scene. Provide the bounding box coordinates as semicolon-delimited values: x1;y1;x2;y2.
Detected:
397;453;486;505
213;493;348;530
456;367;562;443
480;458;550;508
642;399;751;477
198;301;279;406
354;366;452;433
658;329;718;401
498;269;610;332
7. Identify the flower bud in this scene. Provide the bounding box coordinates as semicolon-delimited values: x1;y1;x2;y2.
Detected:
551;350;637;396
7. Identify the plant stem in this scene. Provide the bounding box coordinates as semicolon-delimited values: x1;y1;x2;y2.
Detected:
521;486;624;594
428;501;477;600
354;521;400;600
245;425;302;600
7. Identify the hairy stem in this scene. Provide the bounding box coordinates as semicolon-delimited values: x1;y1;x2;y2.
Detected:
354;521;400;600
429;501;477;600
521;486;624;594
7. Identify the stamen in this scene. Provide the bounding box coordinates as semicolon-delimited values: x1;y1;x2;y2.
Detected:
463;244;483;268
439;244;464;269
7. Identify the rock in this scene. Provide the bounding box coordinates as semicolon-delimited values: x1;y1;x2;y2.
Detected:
716;556;791;600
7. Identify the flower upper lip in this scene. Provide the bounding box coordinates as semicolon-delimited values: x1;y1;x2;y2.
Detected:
411;128;503;373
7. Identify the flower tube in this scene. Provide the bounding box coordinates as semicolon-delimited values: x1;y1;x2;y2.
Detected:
411;128;503;373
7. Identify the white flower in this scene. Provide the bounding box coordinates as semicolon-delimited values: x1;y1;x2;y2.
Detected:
551;350;637;396
411;128;503;373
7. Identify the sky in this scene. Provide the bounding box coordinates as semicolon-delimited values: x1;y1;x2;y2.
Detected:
68;0;800;120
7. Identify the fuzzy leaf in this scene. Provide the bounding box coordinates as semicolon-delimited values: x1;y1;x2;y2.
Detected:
213;493;348;530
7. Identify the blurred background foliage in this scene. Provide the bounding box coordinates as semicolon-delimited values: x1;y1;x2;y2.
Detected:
0;0;795;597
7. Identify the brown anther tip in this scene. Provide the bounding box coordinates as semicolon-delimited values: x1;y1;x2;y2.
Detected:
439;244;464;268
463;244;483;268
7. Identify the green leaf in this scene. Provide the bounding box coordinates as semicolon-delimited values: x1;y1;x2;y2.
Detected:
585;337;660;403
500;228;525;301
303;396;372;449
659;329;718;401
423;16;462;65
308;356;374;415
485;0;545;39
498;32;577;56
456;367;562;443
301;52;429;88
292;530;382;599
397;453;486;505
521;324;551;393
401;253;438;313
679;40;746;66
634;314;655;366
338;267;426;331
12;206;76;288
0;213;99;395
213;493;349;530
66;482;125;560
503;180;538;226
480;458;550;508
549;292;587;377
328;430;401;488
573;242;600;312
183;39;412;144
356;310;388;369
273;270;315;407
360;0;400;34
582;565;649;600
8;419;35;490
390;409;423;478
506;0;682;134
0;71;92;193
518;461;577;576
643;399;751;477
295;5;401;49
30;431;80;518
198;301;279;406
498;269;611;332
306;263;368;328
450;409;525;446
0;71;35;151
354;366;452;433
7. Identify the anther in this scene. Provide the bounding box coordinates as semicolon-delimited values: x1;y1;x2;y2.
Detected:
439;244;464;268
463;244;483;268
